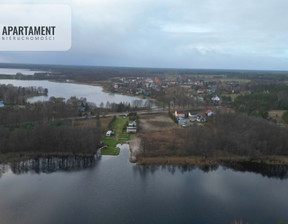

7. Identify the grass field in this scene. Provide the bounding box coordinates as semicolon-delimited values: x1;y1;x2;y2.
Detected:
139;113;176;132
222;93;240;102
74;116;133;156
102;116;134;155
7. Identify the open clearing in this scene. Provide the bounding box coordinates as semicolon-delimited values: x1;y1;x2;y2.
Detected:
222;93;240;102
139;113;176;132
102;116;134;155
268;110;286;123
74;116;113;129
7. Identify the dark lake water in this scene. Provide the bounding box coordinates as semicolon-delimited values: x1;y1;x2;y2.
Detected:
0;145;288;224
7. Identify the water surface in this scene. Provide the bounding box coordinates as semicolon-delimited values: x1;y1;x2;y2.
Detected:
0;79;148;106
0;145;287;224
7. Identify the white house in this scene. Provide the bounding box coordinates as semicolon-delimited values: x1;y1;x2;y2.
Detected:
212;96;220;102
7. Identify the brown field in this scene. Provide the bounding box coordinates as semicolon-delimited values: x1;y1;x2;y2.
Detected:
137;155;288;166
74;116;113;129
139;113;176;132
268;110;286;123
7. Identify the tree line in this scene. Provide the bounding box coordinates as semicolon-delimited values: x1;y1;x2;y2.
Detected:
0;84;48;105
0;124;102;154
233;84;288;118
0;97;79;125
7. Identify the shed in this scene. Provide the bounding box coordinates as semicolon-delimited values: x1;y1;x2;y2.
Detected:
127;126;137;134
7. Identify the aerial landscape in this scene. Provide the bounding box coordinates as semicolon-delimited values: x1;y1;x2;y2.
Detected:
0;0;288;224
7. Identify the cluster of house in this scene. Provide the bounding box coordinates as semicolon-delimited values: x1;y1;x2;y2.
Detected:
112;76;222;97
112;76;226;107
106;120;137;137
112;77;161;96
175;109;216;126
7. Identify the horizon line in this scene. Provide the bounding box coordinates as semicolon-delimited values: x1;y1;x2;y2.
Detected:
0;62;287;73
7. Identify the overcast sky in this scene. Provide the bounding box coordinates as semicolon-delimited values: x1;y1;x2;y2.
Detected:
1;0;288;70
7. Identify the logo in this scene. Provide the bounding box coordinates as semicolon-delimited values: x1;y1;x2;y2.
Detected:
0;5;71;51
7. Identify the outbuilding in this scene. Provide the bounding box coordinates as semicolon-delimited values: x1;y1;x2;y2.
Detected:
127;126;137;134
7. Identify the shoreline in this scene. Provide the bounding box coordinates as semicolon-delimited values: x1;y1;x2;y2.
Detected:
49;79;158;102
0;151;98;164
127;135;288;167
136;155;288;166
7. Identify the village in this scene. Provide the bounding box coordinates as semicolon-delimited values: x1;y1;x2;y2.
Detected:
108;75;245;101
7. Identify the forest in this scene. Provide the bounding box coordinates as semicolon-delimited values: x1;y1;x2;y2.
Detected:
0;84;48;105
232;84;288;118
0;93;103;156
0;97;80;125
0;124;102;155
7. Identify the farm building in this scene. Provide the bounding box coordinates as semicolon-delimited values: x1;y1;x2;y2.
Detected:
127;126;137;134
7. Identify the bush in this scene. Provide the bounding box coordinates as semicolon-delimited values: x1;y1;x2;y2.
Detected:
282;111;288;124
168;111;178;123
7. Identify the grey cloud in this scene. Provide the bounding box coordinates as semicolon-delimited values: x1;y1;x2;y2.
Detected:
0;0;288;70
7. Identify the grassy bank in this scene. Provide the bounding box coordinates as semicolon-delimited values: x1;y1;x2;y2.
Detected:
102;116;134;155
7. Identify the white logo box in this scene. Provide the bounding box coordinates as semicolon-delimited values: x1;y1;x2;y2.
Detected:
0;4;71;51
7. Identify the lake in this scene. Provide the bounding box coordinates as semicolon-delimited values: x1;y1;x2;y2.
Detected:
0;145;287;224
0;79;149;106
0;68;49;76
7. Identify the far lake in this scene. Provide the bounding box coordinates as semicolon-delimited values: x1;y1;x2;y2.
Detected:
0;79;149;106
0;68;49;76
0;145;288;224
